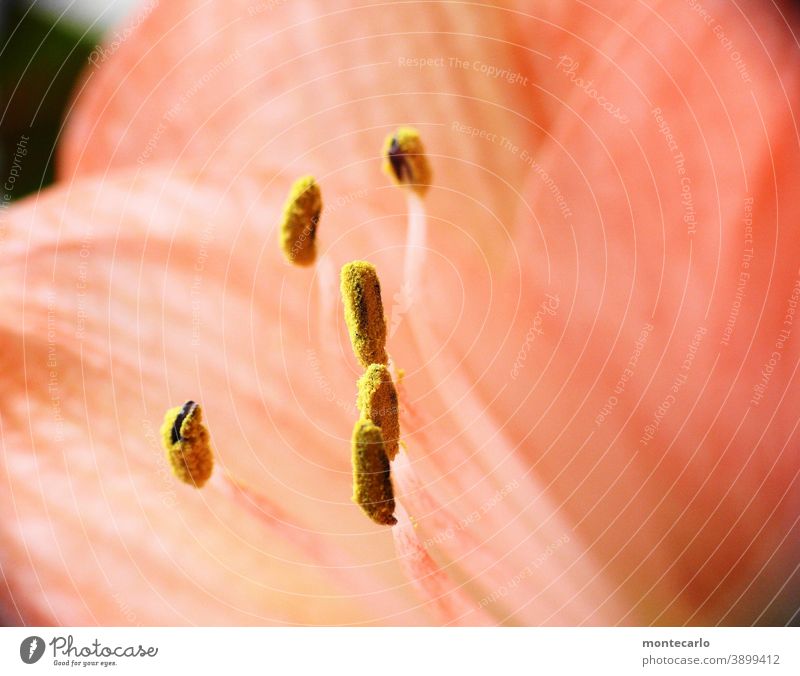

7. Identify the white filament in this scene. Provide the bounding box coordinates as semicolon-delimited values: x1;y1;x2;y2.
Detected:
403;192;428;302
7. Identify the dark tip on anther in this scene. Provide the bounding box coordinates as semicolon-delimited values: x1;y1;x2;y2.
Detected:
171;400;197;445
387;136;408;182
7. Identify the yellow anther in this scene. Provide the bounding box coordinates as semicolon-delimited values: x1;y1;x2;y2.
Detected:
382;126;432;197
351;419;396;526
279;175;322;266
357;364;400;460
340;261;388;368
160;401;214;488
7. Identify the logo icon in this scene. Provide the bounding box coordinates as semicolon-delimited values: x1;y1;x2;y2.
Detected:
20;636;45;664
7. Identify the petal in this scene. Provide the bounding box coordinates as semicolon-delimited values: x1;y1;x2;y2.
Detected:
19;0;800;625
391;504;494;626
397;1;800;624
60;1;579;170
58;0;628;249
0;162;433;625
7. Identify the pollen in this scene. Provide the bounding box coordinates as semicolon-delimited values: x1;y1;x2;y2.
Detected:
279;175;322;266
160;401;214;488
340;261;388;368
357;364;400;460
382;127;432;197
351;419;396;526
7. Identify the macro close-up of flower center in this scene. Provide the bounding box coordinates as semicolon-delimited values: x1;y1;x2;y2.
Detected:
1;0;800;632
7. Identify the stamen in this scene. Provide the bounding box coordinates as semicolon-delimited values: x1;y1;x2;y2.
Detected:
401;191;427;309
382;127;432;197
351;419;396;526
340;261;388;368
357;364;400;460
381;133;547;555
381;129;431;319
161;400;214;488
279;175;322;266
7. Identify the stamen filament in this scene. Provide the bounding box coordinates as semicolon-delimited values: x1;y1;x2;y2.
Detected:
402;192;427;307
382;131;547;543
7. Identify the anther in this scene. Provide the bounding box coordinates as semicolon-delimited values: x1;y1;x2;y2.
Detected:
340;261;388;368
351;419;396;526
357;364;400;460
161;400;214;488
279;175;322;266
382;127;431;197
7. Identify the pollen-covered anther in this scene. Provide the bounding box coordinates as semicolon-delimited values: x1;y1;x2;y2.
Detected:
279;175;322;266
351;419;396;526
382;126;432;197
357;364;400;460
340;261;388;368
160;400;214;488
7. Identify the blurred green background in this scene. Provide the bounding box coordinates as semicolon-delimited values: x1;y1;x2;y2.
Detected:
0;0;132;200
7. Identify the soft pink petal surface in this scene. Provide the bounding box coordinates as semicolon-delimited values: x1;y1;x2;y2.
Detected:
0;0;799;625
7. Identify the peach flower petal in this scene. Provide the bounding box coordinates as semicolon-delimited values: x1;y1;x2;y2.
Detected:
0;163;431;625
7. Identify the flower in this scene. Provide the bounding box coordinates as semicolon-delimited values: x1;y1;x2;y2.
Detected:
1;0;799;626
